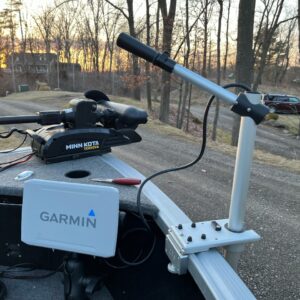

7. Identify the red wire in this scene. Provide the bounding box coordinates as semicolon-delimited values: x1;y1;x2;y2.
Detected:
0;153;35;172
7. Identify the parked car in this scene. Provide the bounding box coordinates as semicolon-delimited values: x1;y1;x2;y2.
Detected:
263;94;300;114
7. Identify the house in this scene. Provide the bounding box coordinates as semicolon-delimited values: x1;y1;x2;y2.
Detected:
6;53;81;74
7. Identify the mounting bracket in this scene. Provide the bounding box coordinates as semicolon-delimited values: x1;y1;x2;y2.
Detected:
165;219;260;275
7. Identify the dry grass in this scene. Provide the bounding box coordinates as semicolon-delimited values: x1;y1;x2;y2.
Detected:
4;90;83;101
144;118;300;173
276;115;300;135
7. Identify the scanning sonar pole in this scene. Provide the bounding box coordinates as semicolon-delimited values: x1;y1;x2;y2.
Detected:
116;32;271;270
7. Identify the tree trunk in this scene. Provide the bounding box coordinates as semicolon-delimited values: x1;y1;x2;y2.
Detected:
202;0;209;78
252;0;286;91
298;0;300;62
127;0;141;100
207;35;212;77
177;0;190;129
222;0;231;80
101;42;107;72
231;0;256;146
212;0;223;141
176;79;184;128
145;0;152;111
158;0;177;123
153;2;160;102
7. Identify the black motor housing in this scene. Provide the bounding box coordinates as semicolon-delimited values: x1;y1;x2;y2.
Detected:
28;125;142;163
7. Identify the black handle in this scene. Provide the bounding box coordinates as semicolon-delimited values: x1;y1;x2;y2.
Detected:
117;32;176;73
0;115;41;125
117;32;159;63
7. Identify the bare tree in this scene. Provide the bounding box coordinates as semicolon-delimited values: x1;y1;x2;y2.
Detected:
222;0;231;80
298;0;300;62
272;19;296;84
212;0;223;141
55;1;79;64
158;0;177;122
253;0;298;91
145;0;152;111
100;1;121;93
33;6;55;83
105;0;141;100
231;0;256;146
200;0;214;78
177;0;191;129
0;0;23;92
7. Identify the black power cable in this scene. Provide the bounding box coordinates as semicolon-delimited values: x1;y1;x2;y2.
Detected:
0;128;29;154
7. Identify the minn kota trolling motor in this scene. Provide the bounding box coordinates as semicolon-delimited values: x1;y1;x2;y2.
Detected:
0;90;148;163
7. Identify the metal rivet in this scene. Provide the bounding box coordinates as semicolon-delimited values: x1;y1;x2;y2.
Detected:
178;224;183;230
187;236;192;242
201;234;206;240
191;222;196;228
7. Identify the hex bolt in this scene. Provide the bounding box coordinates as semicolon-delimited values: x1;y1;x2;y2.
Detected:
191;222;196;228
187;236;193;242
201;234;206;240
178;224;183;230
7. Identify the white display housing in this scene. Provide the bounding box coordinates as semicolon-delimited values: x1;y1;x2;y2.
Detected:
21;179;119;257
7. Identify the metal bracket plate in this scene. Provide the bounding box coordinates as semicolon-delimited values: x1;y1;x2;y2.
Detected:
168;219;260;255
166;219;260;274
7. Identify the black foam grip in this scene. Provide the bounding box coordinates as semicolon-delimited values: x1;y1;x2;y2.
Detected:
117;32;159;63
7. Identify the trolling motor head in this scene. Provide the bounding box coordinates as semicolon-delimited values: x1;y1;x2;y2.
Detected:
84;89;148;129
0;92;148;163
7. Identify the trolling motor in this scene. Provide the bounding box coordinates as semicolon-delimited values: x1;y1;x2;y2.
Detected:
0;92;147;163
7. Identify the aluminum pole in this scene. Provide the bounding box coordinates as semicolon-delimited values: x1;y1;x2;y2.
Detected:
173;64;237;105
225;93;261;270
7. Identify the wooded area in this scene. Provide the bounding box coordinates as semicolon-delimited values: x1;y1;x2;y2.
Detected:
0;0;299;144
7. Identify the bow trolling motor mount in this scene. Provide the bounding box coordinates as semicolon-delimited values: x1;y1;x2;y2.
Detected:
0;92;148;163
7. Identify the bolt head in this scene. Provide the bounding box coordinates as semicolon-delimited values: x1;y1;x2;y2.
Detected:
178;224;183;230
201;234;206;240
191;222;196;228
187;236;192;242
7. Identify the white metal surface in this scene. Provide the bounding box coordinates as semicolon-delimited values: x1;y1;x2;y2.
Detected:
189;251;256;300
226;93;261;268
21;179;119;257
168;219;260;254
173;65;237;105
